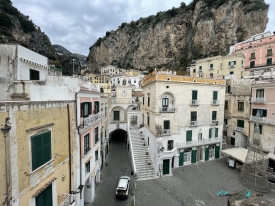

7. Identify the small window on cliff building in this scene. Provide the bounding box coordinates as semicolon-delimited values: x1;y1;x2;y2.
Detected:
30;69;40;80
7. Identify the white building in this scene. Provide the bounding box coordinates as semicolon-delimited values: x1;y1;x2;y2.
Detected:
141;70;226;176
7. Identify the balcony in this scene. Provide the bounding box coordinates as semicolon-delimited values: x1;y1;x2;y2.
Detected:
266;53;273;57
235;126;245;133
212;100;219;106
59;193;75;206
176;137;222;148
212;120;219;125
229;65;235;68
245;61;275;69
84;111;105;126
250;115;275;126
162;129;171;135
160;107;175;113
209;67;214;70
191;100;199;106
251;97;267;103
190;121;198;127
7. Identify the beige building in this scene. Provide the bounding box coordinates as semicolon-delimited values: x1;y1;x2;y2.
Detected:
141;70;226;176
189;53;245;79
0;101;76;206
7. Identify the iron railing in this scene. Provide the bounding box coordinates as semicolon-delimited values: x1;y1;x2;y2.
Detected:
251;97;267;103
212;100;219;106
191;100;199;106
176;137;222;148
83;111;105;126
160;107;175;113
190;121;198;126
235;126;245;133
250;115;275;126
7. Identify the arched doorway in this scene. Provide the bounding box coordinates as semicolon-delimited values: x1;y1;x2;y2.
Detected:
110;129;127;143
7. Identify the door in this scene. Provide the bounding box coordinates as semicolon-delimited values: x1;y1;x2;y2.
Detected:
179;152;184;166
184;151;191;163
215;145;220;159
231;137;235;146
36;184;52;206
191;150;197;163
163;159;170;175
205;147;209;161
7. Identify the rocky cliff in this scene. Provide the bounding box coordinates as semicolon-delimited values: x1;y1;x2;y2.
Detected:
0;0;57;60
88;0;269;72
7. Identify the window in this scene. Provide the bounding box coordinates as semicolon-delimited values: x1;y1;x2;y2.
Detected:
85;161;90;173
95;127;99;144
250;52;255;59
199;66;202;72
191;111;197;121
254;124;263;134
81;102;92;118
162;98;169;107
209;128;218;138
193;69;196;73
213;91;218;100
198;133;202;140
237;120;244;128
186;130;192;142
267;58;272;65
164;120;170;129
225;101;228;110
167;140;173;151
238;102;244;111
210;73;213;78
226;85;230;93
148;97;150;106
267;48;272;56
143;97;144;105
230;71;234;75
256;89;264;98
31;131;51;171
30;69;40;80
94;101;100;113
147;115;150;126
36;184;52;206
228;61;236;67
84;133;90;154
114;111;120;121
212;111;217;120
95;150;98;161
252;109;267;117
210;63;213;70
250;61;255;68
224;118;228;125
192;90;197;100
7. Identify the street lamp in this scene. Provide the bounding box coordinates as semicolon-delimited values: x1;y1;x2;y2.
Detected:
72;59;76;76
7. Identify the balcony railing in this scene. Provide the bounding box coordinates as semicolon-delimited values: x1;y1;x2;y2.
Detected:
245;62;275;69
160;107;175;113
250;115;275;126
235;126;245;133
251;97;267;103
191;100;199;106
59;193;75;206
229;65;235;68
176;137;222;148
212;100;219;106
212;120;219;125
162;129;170;135
190;121;198;126
83;111;105;126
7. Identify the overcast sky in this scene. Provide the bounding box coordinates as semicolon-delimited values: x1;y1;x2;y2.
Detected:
12;0;275;56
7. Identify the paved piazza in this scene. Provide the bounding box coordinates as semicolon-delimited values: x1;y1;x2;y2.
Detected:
135;158;275;206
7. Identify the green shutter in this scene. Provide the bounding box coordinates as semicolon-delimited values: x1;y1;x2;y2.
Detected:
209;128;212;139
42;131;51;164
179;152;184;166
186;130;192;142
191;150;197;163
192;90;197;100
213;91;218;100
215;145;220;159
164;120;170;129
36;184;53;206
163;159;170;175
237;120;244;128
205;147;209;161
215;128;218;138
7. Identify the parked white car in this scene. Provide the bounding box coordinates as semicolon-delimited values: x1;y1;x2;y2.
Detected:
115;176;130;199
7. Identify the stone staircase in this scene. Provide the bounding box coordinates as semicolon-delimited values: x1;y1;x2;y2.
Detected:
129;128;157;180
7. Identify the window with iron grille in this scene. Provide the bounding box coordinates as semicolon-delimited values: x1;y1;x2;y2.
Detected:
31;131;51;171
84;133;90;155
95;127;99;144
113;111;120;121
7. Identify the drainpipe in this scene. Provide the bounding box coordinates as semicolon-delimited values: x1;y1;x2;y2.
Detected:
75;92;83;200
248;83;252;147
67;104;72;193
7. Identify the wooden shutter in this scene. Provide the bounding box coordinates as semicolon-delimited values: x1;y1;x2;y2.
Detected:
191;150;197;163
213;91;218;100
42;131;51;164
209;128;212;139
36;184;53;206
164;120;170;129
179;152;184;166
252;109;257;116
215;128;218;138
205;147;209;161
192;90;197;100
215;145;220;159
88;102;92;114
186;130;192;142
94;101;99;113
80;103;84;117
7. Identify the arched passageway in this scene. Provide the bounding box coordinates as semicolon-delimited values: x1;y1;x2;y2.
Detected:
110;129;127;143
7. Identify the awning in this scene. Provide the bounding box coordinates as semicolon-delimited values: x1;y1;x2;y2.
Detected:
222;148;248;163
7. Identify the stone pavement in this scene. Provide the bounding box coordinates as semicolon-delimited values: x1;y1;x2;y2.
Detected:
135;158;275;206
88;135;134;206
